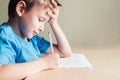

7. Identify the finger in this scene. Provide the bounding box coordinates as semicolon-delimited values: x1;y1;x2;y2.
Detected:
54;0;62;6
47;10;52;17
47;10;54;19
51;0;58;8
49;5;56;14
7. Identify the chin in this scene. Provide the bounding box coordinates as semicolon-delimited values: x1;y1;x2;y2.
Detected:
26;35;34;39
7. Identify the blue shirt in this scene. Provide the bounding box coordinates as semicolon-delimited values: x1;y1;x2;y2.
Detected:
0;23;50;65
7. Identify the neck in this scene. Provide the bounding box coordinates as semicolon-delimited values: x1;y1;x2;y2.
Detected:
7;17;28;41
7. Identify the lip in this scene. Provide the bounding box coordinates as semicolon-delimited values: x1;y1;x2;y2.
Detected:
38;28;43;32
33;31;38;35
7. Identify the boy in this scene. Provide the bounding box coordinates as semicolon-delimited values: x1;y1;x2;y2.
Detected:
0;0;72;80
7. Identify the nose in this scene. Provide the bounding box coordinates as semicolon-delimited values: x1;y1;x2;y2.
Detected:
38;25;44;32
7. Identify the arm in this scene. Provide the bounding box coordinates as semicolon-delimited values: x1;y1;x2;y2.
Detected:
0;54;60;80
46;0;72;58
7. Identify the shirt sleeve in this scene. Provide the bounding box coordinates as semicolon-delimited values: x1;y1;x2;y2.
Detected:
0;37;16;65
35;35;50;53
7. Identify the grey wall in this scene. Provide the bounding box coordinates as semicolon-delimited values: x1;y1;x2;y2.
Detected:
0;0;120;46
0;0;8;23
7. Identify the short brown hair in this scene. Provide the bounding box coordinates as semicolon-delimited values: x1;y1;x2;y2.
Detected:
8;0;62;18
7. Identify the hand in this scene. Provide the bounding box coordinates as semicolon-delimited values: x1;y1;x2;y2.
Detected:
47;0;60;25
43;53;60;69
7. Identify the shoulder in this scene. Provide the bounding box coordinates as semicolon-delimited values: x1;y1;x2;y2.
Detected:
31;35;43;41
31;34;49;46
0;22;20;47
0;22;13;38
0;22;11;31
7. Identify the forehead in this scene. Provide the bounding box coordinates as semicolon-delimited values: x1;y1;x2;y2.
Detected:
35;0;50;9
28;3;50;19
32;0;50;12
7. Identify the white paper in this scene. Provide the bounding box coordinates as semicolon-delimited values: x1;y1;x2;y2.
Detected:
59;53;92;68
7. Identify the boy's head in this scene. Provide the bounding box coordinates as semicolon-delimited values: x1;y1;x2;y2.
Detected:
8;0;62;39
8;0;62;18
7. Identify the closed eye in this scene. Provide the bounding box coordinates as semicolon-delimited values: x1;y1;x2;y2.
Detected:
38;17;46;22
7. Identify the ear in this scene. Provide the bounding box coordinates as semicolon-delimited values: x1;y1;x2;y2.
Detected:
16;1;26;17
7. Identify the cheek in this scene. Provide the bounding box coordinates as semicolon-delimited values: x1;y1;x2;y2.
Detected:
33;18;39;27
24;18;37;31
33;18;45;29
22;14;37;30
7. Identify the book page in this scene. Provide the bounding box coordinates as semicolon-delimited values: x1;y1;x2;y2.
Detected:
59;53;92;68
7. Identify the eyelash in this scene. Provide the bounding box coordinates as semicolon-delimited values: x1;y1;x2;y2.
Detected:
39;18;45;22
39;19;43;22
